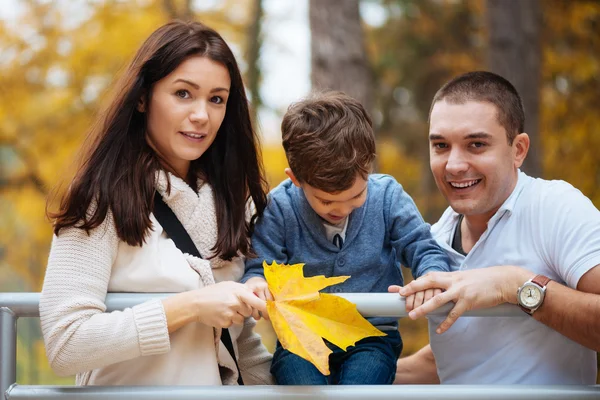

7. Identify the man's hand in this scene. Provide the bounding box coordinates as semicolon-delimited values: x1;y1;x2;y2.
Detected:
244;277;273;320
391;266;533;333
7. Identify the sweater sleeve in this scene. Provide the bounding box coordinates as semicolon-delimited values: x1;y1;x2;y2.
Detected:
236;317;274;385
387;183;451;278
39;213;170;377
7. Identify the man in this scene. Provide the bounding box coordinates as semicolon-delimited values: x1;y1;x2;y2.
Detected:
391;71;600;384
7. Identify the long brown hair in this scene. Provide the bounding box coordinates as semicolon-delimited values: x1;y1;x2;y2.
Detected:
49;21;268;260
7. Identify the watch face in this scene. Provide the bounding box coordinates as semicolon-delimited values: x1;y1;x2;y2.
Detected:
519;284;542;308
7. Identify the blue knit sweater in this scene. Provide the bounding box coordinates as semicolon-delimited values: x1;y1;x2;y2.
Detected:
243;174;450;326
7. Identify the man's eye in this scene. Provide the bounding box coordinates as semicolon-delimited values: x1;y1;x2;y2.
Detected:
470;142;486;148
433;143;447;149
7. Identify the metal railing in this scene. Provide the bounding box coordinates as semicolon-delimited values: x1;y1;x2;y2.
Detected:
1;292;599;400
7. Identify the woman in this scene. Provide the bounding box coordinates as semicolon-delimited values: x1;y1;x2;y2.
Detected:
40;20;272;386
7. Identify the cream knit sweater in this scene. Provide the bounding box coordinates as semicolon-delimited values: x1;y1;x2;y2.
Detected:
40;172;273;386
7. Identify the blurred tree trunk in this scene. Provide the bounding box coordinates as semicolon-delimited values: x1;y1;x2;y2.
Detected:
246;0;263;123
309;0;374;114
487;0;542;177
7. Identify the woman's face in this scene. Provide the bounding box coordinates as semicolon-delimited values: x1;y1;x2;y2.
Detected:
143;55;231;178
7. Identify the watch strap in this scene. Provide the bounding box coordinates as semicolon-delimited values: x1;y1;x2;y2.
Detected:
532;274;551;288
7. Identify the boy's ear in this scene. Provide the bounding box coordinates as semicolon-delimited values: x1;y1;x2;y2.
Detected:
285;168;301;187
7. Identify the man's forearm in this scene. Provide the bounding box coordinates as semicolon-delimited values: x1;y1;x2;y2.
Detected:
394;344;440;384
532;281;600;351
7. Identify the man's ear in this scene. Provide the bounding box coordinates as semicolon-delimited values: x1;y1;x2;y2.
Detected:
513;133;530;169
284;168;301;187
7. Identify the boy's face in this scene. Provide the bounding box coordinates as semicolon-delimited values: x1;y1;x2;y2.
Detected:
286;169;368;225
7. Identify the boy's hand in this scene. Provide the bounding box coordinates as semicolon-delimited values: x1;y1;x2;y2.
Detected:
244;277;273;320
388;285;443;313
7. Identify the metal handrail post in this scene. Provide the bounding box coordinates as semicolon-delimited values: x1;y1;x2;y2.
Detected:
0;307;17;399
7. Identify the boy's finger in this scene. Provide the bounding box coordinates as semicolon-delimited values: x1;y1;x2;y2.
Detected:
423;289;435;302
408;290;453;319
405;294;415;312
414;290;425;308
388;285;403;293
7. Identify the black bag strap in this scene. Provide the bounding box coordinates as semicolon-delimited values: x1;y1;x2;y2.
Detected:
153;192;244;385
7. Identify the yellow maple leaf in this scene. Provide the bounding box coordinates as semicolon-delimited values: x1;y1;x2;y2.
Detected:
264;260;386;375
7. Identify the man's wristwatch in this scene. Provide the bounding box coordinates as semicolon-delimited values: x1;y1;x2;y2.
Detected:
517;274;551;315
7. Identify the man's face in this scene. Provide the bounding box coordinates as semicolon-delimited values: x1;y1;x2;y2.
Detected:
429;100;528;220
286;170;368;225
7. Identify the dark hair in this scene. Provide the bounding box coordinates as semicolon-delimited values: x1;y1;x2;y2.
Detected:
48;20;268;260
430;71;525;144
281;91;376;193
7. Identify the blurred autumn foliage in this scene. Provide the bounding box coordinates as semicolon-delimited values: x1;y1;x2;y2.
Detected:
1;0;598;384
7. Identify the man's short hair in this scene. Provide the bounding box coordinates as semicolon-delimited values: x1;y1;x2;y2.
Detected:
281;91;376;192
430;71;525;144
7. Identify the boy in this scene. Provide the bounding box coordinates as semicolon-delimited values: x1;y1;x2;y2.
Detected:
243;92;450;385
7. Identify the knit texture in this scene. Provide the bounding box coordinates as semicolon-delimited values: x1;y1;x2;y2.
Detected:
40;171;272;385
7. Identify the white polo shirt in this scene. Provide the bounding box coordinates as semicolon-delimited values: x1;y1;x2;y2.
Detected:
429;171;600;384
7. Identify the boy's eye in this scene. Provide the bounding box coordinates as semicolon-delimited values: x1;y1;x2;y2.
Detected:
175;89;190;99
320;200;332;206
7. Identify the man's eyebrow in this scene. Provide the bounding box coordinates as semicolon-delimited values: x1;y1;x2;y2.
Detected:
465;132;493;140
174;78;199;89
429;132;493;141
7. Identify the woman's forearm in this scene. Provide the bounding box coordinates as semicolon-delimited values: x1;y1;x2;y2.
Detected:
162;291;199;333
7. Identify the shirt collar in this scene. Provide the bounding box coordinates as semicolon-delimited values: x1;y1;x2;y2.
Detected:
433;170;529;241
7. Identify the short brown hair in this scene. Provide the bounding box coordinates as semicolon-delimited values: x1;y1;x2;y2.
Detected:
430;71;525;144
281;92;376;193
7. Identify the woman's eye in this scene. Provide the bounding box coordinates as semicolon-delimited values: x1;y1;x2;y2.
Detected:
211;96;224;104
175;89;190;99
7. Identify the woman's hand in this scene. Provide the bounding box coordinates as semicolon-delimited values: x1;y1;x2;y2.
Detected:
193;281;267;328
162;281;267;332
